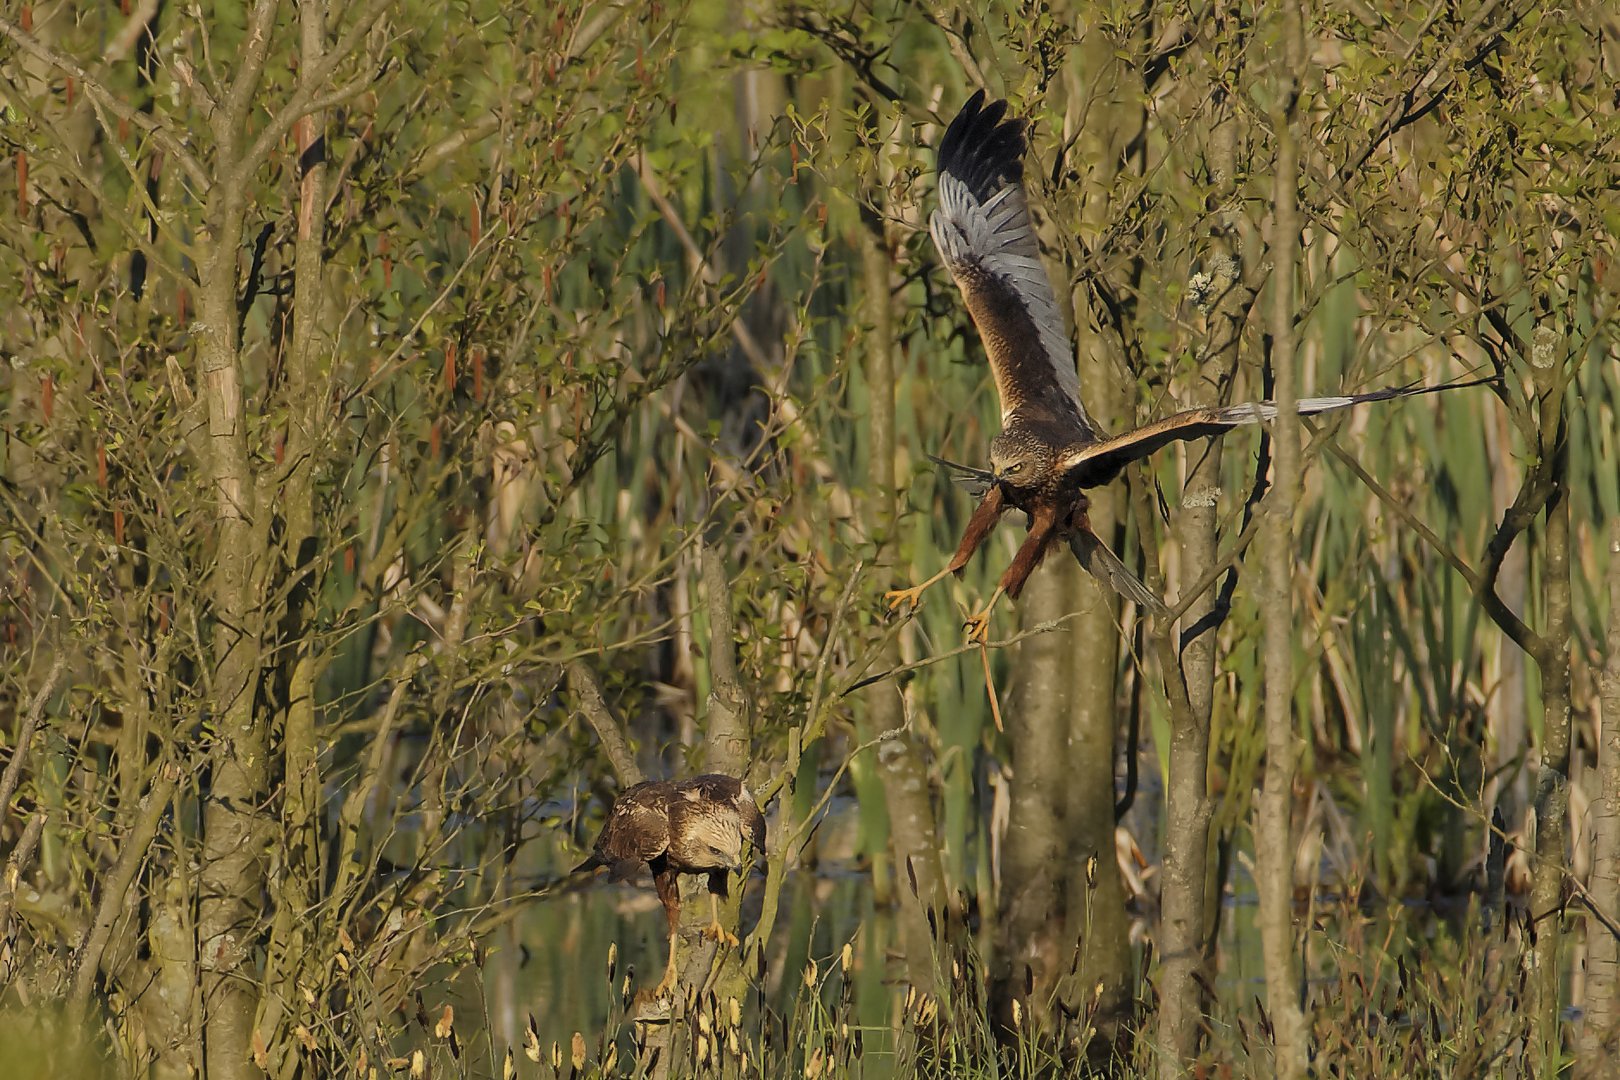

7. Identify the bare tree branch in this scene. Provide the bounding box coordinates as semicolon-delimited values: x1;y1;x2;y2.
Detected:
0;16;209;187
0;655;66;816
567;661;644;789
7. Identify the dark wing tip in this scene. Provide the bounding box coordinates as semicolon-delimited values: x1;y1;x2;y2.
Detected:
924;452;996;497
605;858;644;882
571;854;601;875
938;91;1028;203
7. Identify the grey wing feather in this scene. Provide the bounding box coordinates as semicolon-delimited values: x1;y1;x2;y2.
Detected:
931;92;1098;437
1069;531;1168;616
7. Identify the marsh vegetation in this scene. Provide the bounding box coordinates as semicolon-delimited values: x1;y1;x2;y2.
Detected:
1;0;1617;1076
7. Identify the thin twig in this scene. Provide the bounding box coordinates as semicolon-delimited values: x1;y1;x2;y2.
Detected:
0;17;209;187
68;761;183;1021
0;811;48;934
839;610;1085;696
0;655;67;816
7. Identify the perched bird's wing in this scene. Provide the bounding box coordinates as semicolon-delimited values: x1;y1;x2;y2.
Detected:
926;453;996;498
1068;530;1168;616
576;780;672;880
740;794;766;857
930;91;1100;438
1057;377;1494;485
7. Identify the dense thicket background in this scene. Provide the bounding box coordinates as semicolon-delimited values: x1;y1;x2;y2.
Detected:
1;0;1617;1077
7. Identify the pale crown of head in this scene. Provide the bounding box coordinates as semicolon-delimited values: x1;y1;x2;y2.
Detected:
989;431;1054;486
672;814;745;870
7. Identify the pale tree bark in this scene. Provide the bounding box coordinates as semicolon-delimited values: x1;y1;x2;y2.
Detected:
261;0;330;1064
995;557;1072;1034
700;543;751;780
1528;347;1575;1073
195;10;279;1063
1584;519;1620;1071
1054;42;1135;1056
1254;5;1308;1074
862;191;946;992
677;543;755;997
1155;13;1253;1070
1061;562;1134;1053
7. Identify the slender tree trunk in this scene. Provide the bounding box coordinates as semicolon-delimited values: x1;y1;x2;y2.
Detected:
1488;410;1533;833
862;210;945;991
196;31;276;1072
262;0;329;1064
1155;18;1249;1069
1058;40;1137;1057
196;214;270;1079
1584;519;1620;1071
1255;10;1308;1073
1529;356;1574;1076
1061;512;1133;1059
700;543;751;779
993;557;1072;1037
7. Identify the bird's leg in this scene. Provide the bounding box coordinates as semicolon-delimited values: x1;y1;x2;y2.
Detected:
699;890;740;948
652;869;681;998
887;485;1005;612
655;925;680;998
965;504;1058;643
884;564;957;613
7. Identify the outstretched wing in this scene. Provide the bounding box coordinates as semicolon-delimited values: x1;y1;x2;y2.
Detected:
1057;377;1494;486
931;91;1099;439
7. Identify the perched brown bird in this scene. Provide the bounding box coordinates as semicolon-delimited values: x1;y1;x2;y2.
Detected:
574;774;766;997
890;90;1487;642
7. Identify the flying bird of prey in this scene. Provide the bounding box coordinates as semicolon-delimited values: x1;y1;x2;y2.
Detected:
574;774;766;998
889;90;1485;643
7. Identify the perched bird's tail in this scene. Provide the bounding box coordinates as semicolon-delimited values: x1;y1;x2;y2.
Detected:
573;854;645;882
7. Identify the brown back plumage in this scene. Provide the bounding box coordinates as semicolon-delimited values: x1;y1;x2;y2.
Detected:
576;779;673;881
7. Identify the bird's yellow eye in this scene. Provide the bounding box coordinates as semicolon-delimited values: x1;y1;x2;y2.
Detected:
1007;463;1022;474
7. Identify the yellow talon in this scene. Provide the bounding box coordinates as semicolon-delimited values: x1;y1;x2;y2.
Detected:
884;566;957;615
700;917;740;947
962;585;1006;646
964;610;992;645
884;585;928;613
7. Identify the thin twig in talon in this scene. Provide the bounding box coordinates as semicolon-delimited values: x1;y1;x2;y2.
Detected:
979;644;1005;733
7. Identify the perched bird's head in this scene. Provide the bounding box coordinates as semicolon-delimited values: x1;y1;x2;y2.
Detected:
989;431;1054;489
674;814;747;871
